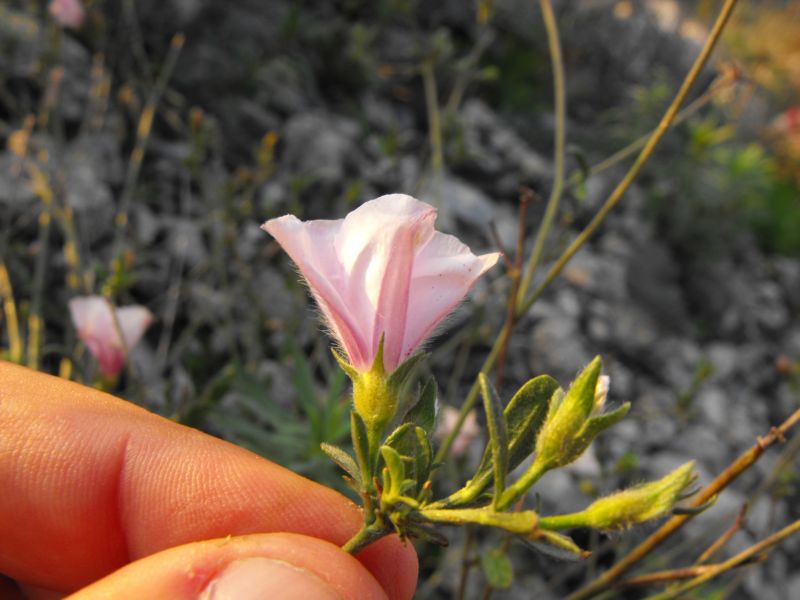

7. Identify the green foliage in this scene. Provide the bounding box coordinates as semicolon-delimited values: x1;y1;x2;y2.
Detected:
479;374;509;508
205;348;351;491
480;548;514;590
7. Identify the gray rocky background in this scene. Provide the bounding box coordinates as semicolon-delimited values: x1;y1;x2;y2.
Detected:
1;0;798;598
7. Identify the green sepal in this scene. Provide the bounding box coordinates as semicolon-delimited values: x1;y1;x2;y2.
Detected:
320;442;362;487
572;402;631;451
403;376;438;432
560;355;602;420
535;357;604;468
386;351;426;392
480;548;514;590
331;348;359;381
479;374;509;509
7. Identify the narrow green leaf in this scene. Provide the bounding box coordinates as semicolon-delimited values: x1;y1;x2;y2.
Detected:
480;548;514;590
479;374;508;510
320;443;362;486
403;376;438;432
519;531;590;561
413;425;432;489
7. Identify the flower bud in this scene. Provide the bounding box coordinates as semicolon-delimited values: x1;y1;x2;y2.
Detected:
533;357;629;471
539;462;696;531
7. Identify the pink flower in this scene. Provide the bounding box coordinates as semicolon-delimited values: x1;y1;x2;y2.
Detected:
48;0;85;29
68;296;153;379
436;406;480;457
263;194;499;373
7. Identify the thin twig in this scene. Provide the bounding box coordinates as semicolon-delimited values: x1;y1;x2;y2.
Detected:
646;519;800;600
421;60;444;177
113;33;185;252
696;503;748;565
568;405;800;600
516;0;567;312
519;0;740;316
495;188;532;388
434;0;738;468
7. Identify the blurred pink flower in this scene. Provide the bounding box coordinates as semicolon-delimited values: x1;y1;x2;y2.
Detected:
263;194;499;373
436;406;480;457
48;0;85;29
69;296;153;379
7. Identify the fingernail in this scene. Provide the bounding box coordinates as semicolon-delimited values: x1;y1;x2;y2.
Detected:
200;557;342;600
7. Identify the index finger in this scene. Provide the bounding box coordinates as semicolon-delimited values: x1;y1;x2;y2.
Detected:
0;362;417;600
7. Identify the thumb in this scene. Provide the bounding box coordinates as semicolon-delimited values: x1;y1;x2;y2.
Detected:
67;533;392;600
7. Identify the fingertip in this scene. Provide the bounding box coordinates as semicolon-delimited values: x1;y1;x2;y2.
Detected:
356;534;419;600
68;533;389;600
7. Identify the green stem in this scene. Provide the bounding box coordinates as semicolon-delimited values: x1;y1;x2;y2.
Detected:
539;512;589;531
421;60;444;177
497;461;549;511
342;524;392;555
516;0;567;312
519;0;740;317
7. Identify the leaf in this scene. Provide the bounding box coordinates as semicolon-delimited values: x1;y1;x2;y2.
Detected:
444;376;560;508
351;411;370;482
505;375;560;471
384;423;432;493
320;443;362;487
403;376;437;432
479;374;508;509
480;548;514;590
413;425;433;489
380;445;406;498
386;351;426;391
519;531;590;561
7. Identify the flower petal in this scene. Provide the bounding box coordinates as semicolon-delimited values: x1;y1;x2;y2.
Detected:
402;232;500;361
68;296;152;378
334;194;436;371
262;215;372;370
116;306;155;352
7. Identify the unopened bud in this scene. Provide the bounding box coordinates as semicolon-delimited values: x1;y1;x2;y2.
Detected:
580;461;695;530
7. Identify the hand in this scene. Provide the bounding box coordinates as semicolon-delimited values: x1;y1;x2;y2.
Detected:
0;362;418;599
